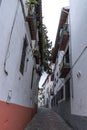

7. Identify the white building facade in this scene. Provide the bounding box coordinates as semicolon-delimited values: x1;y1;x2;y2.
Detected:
0;0;42;130
52;3;87;130
70;0;87;117
52;7;70;107
41;74;54;108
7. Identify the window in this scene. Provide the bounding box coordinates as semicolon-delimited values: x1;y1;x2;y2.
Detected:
65;79;70;100
20;35;28;75
59;87;63;100
31;67;34;89
56;79;58;83
56;72;58;76
65;47;69;63
56;87;64;104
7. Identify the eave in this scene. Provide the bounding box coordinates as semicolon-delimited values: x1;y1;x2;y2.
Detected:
52;7;69;63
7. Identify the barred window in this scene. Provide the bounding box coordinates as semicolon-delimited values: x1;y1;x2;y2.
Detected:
20;35;28;75
31;67;34;89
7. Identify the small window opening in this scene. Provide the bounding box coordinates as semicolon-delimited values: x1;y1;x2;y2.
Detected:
65;79;70;100
20;35;28;75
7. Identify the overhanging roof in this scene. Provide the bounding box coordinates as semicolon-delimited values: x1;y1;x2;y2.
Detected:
52;7;69;63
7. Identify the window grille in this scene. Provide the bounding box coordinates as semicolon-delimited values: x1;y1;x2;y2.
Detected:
20;35;28;75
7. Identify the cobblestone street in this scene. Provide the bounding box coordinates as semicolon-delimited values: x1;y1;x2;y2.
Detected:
25;108;72;130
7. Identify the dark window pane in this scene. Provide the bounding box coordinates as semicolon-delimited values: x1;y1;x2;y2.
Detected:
65;48;69;63
65;79;70;100
20;35;28;75
31;67;34;89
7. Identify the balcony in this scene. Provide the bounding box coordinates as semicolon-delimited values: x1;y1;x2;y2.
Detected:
26;4;37;40
59;56;70;78
59;24;69;50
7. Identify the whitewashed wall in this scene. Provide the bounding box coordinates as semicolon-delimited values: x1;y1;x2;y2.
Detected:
42;76;53;108
0;0;37;108
70;0;87;116
54;51;64;94
22;0;28;16
32;68;40;106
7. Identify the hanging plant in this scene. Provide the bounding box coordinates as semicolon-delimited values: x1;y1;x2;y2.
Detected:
33;49;39;57
33;49;39;64
26;0;38;7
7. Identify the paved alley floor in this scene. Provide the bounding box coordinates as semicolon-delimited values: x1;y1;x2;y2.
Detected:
25;108;72;130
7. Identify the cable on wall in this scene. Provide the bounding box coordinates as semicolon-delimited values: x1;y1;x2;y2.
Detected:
4;0;20;75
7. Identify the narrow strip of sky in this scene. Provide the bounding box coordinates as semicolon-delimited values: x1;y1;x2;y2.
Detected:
39;0;69;88
42;0;69;46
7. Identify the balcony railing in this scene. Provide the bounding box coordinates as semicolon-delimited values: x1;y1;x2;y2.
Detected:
59;24;69;50
26;4;37;40
59;56;70;78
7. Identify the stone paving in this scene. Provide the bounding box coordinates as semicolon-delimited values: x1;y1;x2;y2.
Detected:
25;108;72;130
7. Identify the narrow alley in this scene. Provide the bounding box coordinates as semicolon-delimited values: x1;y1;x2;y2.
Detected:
25;108;72;130
1;0;87;130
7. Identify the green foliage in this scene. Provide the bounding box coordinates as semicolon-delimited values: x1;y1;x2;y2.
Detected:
33;49;39;57
42;24;52;74
26;0;38;7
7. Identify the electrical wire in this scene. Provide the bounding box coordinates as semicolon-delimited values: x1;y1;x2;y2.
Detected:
4;0;20;75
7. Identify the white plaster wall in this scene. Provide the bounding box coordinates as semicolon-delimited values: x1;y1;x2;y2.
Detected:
43;77;53;107
42;83;48;106
22;0;28;16
70;0;87;116
54;51;64;94
0;0;36;107
48;81;53;108
32;40;36;49
54;58;59;94
70;0;87;64
32;68;40;106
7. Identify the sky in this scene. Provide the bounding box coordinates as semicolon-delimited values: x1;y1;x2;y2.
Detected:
42;0;69;47
39;0;69;88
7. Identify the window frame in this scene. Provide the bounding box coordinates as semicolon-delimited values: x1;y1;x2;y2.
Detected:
20;35;28;75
